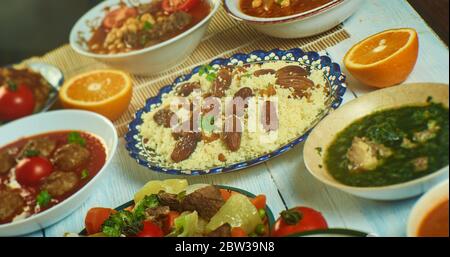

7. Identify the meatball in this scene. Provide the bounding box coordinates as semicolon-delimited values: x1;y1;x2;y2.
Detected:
41;171;79;197
0;151;15;175
53;144;90;171
19;138;56;158
0;189;25;221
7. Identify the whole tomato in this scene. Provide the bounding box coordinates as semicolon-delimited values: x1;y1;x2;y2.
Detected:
0;81;35;122
85;207;117;235
15;157;53;186
272;207;328;237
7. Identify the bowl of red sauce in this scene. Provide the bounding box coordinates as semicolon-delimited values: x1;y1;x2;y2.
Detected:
0;110;118;236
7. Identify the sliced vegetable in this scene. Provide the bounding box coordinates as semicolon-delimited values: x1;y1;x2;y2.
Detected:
67;132;86;146
136;221;164;237
85;208;116;235
102;210;143;237
251;195;266;210
168;211;199;237
36;190;52;207
219;188;233;201
134;179;188;203
231;227;247;237
164;211;180;233
272;206;328;237
207;193;262;234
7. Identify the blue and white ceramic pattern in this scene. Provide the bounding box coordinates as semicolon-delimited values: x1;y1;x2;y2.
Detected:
125;48;347;176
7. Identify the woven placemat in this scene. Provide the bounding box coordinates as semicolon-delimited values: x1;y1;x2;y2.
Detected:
22;5;350;136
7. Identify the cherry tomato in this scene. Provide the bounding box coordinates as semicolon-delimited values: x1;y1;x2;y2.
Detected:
231;227;247;237
0;82;35;122
102;6;138;29
162;0;200;12
164;211;180;233
85;208;117;235
251;195;266;210
15;157;53;186
271;207;328;237
136;221;164;237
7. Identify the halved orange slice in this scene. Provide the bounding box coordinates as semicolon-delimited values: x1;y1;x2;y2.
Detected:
344;28;419;88
59;70;132;121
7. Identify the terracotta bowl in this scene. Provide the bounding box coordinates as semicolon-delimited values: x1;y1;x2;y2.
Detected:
303;83;449;200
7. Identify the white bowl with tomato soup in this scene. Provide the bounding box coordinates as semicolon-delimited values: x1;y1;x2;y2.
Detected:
0;110;118;236
224;0;363;38
69;0;220;75
407;180;449;237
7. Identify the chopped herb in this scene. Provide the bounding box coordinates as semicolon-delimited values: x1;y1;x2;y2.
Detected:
426;96;433;103
241;73;252;78
36;191;52;207
177;190;187;201
81;169;89;180
143;21;153;31
133;194;160;220
68;131;86;146
318;164;323;169
198;65;217;81
6;80;17;91
140;34;148;46
315;147;323;156
206;73;217;82
24;149;40;157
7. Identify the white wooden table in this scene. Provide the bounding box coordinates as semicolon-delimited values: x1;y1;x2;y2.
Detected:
29;0;449;237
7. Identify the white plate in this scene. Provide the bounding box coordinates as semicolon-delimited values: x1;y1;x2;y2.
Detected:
0;110;118;236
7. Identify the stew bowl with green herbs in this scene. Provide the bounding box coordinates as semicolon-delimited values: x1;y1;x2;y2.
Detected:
0;110;118;236
304;83;449;201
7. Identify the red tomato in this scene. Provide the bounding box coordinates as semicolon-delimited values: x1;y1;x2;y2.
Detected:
15;157;53;186
85;208;117;235
251;195;266;210
162;0;200;12
136;221;164;237
102;6;138;29
164;211;180;233
0;82;35;122
271;207;328;237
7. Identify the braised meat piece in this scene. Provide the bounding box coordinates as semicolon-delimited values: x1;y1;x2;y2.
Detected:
146;206;170;227
212;68;232;97
41;171;79;197
0;151;15;174
157;192;183;212
177;82;201;97
181;185;225;221
412;157;429;172
346;137;393;172
53;144;90;171
147;12;192;41
153;108;176;128
207;223;232;237
0;189;25;221
171;133;200;163
19;138;56;158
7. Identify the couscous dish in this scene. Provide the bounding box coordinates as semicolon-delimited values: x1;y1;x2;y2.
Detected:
139;61;330;170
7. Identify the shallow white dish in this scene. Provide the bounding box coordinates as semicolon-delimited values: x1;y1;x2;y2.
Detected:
224;0;363;38
69;0;220;75
407;180;449;237
303;83;449;201
0;110;118;236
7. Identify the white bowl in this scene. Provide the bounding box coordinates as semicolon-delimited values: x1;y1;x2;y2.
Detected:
69;0;220;75
224;0;363;38
303;83;449;201
407;180;449;237
0;110;118;236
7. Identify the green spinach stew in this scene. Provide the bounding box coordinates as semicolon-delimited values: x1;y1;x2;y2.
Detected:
325;102;449;187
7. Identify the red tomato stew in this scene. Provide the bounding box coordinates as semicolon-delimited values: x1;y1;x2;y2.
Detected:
240;0;334;18
88;0;211;54
418;199;449;237
0;131;106;225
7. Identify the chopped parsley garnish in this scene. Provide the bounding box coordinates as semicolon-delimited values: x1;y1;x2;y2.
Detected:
198;65;217;81
68;131;86;146
81;169;89;180
315;147;323;156
6;79;17;91
24;149;40;157
36;191;52;207
143;21;153;31
102;194;160;237
205;73;217;82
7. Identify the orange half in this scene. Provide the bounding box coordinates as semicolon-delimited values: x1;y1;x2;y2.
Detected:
344;28;419;88
59;70;132;121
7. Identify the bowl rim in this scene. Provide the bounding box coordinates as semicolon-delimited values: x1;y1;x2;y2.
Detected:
406;179;449;237
78;184;276;236
125;48;347;176
223;0;346;25
69;0;220;59
0;110;119;232
303;83;450;193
